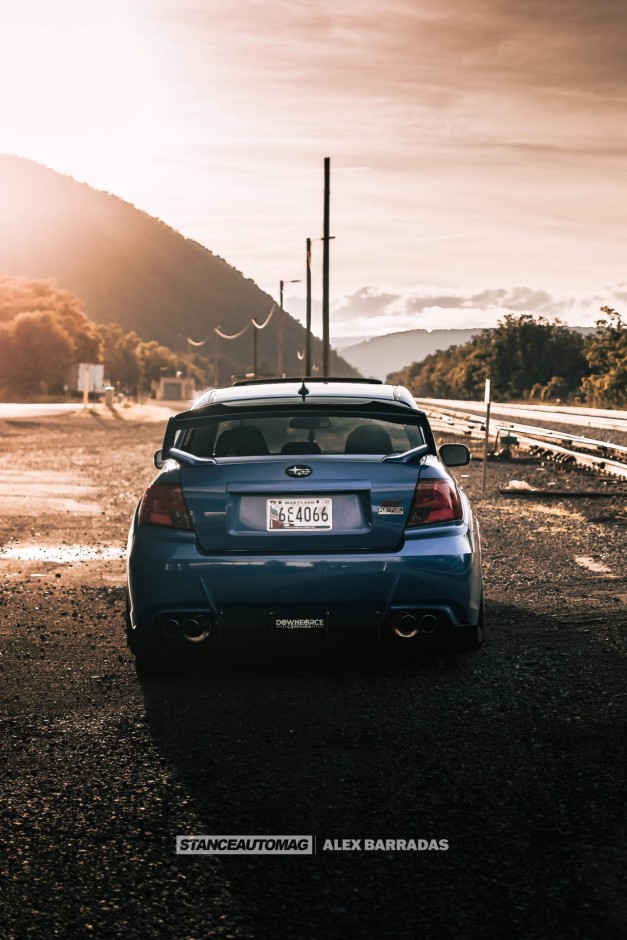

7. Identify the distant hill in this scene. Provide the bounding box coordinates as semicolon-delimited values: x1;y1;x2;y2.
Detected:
0;155;357;382
340;329;483;380
340;326;599;381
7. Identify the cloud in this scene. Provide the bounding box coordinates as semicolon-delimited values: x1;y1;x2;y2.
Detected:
16;0;625;309
308;282;627;339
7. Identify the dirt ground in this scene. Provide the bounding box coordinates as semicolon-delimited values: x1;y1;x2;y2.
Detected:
1;404;626;940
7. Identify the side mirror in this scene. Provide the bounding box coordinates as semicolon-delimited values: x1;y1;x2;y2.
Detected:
439;443;471;467
154;448;165;469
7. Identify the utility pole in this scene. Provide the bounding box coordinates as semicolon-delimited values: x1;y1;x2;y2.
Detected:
322;156;331;376
305;237;312;375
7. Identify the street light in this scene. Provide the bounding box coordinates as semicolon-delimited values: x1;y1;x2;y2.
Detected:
278;278;301;376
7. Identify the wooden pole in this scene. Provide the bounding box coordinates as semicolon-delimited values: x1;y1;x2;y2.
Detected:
322;157;330;376
305;237;312;375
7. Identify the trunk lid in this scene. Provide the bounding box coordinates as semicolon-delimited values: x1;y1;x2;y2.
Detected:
179;456;423;553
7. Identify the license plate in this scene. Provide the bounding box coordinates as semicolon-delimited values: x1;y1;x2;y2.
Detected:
266;497;332;530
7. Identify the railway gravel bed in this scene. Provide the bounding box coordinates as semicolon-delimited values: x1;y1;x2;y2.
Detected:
0;409;626;940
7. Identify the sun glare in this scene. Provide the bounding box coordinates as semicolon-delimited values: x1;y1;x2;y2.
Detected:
0;0;162;182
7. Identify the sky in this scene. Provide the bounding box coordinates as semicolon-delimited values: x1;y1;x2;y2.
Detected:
0;0;626;341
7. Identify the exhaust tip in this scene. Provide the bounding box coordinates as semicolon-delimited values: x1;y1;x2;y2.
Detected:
181;617;211;643
419;614;439;635
161;618;181;640
394;613;419;639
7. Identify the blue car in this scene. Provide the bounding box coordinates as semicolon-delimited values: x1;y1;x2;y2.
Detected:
126;378;484;660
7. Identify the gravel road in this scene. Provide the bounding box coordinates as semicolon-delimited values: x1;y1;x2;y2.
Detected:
1;406;626;940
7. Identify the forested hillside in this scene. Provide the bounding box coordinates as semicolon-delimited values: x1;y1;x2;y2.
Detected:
0;275;213;399
0;155;357;382
387;312;627;407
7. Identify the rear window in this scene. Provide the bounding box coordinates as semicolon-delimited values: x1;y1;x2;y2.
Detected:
176;412;426;458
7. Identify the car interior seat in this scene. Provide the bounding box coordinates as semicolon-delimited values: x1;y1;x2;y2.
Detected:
186;424;217;458
344;425;394;454
280;441;322;455
215;426;270;456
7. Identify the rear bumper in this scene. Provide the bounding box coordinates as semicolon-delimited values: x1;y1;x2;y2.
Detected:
126;522;482;651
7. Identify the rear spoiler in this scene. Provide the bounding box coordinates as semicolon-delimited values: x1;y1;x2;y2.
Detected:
158;411;434;467
382;444;429;464
156;415;219;468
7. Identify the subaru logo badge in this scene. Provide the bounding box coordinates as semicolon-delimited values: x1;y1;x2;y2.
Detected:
285;465;312;478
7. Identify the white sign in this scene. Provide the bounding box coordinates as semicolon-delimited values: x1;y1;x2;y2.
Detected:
76;362;104;394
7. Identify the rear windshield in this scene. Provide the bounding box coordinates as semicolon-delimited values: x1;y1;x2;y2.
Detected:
176;411;426;458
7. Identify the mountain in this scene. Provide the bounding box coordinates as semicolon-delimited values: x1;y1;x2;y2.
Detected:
340;329;484;380
0;155;357;382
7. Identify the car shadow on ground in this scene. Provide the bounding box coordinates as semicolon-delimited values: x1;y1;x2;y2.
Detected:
129;599;627;939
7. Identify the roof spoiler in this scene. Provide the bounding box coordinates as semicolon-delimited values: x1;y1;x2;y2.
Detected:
382;444;429;464
232;376;382;387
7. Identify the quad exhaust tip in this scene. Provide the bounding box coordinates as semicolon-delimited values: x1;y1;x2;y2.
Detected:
393;612;439;638
157;616;212;643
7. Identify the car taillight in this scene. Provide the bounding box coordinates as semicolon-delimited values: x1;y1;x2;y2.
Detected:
139;483;193;530
406;479;463;528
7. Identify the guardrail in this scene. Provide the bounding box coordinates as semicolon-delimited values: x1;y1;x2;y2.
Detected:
415;400;627;481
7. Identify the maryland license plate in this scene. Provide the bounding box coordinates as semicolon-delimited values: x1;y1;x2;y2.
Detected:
266;497;332;530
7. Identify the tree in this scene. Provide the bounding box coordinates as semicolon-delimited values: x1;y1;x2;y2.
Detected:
0;310;75;397
0;274;102;362
488;315;587;400
136;340;179;392
388;315;588;402
0;274;209;400
580;307;627;407
97;323;142;394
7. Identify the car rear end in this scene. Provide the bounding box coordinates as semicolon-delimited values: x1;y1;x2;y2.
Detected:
126;382;483;659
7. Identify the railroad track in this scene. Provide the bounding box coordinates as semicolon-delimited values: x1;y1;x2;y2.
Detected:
414;398;627;434
414;399;627;480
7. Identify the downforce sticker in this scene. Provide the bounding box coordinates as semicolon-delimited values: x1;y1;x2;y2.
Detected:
275;618;326;630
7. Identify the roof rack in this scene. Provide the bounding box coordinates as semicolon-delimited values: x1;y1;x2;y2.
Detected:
232;376;383;387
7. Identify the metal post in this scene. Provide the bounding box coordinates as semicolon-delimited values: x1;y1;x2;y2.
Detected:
322;157;330;376
482;379;491;496
306;237;312;375
82;366;89;409
253;325;258;379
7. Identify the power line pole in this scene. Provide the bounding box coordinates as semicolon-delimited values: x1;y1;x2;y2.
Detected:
305;237;312;375
322;156;330;376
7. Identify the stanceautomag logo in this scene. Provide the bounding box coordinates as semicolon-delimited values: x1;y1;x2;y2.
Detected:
177;836;314;855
